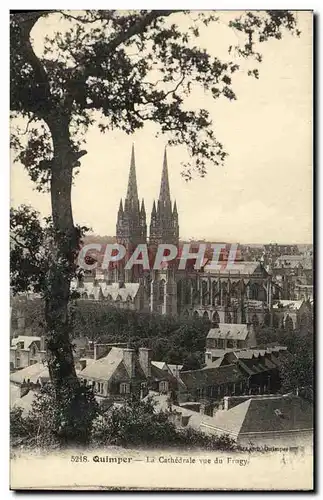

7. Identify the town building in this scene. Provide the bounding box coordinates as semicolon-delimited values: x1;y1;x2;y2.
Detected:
205;323;257;355
78;346;178;403
146;391;313;449
10;336;46;370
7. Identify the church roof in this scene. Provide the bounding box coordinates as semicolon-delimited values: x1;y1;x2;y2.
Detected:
80;282;140;301
202;261;267;276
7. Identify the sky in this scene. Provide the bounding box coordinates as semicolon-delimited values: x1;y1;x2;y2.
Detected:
10;11;313;244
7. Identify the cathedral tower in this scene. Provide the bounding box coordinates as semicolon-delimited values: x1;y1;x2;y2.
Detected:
149;148;179;247
116;145;147;281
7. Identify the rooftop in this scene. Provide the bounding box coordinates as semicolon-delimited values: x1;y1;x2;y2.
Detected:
207;324;249;341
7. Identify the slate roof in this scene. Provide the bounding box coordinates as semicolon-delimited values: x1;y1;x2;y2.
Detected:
80;347;125;381
11;336;41;351
207;324;249;341
212;394;313;438
180;364;246;390
10;362;50;384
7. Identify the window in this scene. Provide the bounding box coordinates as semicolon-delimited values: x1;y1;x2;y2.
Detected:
120;383;130;395
159;381;169;393
217;339;224;349
95;382;105;394
16;358;20;368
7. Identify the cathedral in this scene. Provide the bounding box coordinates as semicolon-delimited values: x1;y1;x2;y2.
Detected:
74;146;283;328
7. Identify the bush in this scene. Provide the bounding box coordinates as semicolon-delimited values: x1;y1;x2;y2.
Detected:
92;396;179;447
11;384;99;448
91;396;236;450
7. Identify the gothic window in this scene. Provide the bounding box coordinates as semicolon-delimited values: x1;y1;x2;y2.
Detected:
258;286;267;302
284;315;294;332
201;281;208;306
225;311;232;324
212;311;220;326
203;311;209;321
252;314;259;329
182;309;189;319
184;280;191;305
264;311;271;326
159;279;166;303
212;281;218;306
250;283;258;300
193;310;199;319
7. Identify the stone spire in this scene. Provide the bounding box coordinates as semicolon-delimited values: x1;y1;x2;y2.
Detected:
159;147;172;213
140;198;146;215
126;143;139;204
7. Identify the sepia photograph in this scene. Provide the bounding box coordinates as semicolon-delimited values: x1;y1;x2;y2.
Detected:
9;8;313;491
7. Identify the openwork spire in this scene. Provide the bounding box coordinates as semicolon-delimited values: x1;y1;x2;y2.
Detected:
126;144;139;203
158;147;171;207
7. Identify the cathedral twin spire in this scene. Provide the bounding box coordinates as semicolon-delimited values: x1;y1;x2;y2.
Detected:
116;145;179;248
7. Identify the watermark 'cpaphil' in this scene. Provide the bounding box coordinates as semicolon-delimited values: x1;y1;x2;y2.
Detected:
77;243;239;272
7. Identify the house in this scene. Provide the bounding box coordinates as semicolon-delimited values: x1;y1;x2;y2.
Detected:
205;323;257;361
178;364;249;408
218;347;289;394
148;392;313;449
10;336;46;370
78;347;178;402
209;393;313;448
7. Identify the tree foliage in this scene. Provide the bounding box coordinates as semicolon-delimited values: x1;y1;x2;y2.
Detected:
11;10;299;182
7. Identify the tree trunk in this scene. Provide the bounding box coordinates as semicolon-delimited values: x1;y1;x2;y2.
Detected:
44;115;79;392
42;114;96;443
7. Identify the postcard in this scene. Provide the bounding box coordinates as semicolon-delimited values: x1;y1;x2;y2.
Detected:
10;9;313;491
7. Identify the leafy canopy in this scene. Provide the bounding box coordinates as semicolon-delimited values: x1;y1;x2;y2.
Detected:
11;10;299;189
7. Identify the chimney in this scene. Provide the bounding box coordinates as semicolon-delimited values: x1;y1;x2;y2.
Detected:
139;348;152;378
93;343;110;360
123;348;136;378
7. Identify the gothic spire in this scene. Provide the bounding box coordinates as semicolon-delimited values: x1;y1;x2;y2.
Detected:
118;198;123;213
140;198;146;214
151;200;157;216
173;200;178;215
126;144;139;203
159;147;171;207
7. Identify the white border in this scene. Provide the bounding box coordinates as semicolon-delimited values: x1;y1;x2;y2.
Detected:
2;2;319;498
